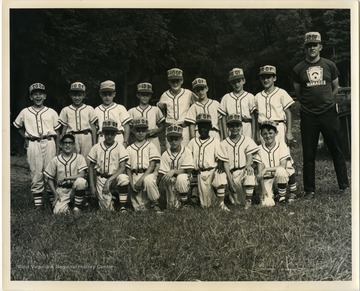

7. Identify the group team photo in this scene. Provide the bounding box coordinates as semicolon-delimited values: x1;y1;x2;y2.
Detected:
4;2;358;290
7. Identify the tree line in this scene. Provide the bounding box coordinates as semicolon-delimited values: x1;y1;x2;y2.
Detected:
10;8;350;116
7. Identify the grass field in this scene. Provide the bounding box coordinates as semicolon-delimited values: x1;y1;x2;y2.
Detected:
7;98;354;284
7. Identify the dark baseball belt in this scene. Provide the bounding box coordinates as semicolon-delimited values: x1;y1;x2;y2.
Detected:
261;120;284;124
131;169;147;174
26;135;56;142
194;167;215;174
230;166;245;173
96;172;112;179
242;118;252;123
69;129;92;135
58;182;74;189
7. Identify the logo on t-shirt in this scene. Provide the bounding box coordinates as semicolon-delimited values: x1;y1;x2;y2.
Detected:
306;66;326;87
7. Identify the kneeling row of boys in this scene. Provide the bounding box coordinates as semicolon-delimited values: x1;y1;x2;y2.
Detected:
44;114;297;214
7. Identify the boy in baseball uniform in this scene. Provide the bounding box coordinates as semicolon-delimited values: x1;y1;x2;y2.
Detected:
157;124;194;209
13;83;61;209
254;121;297;206
218;68;256;140
94;80;132;148
187;113;229;211
44;134;88;214
254;65;295;144
128;82;165;153
126;117;163;213
157;68;198;148
185;78;221;140
87;119;130;212
59;82;97;161
217;114;259;209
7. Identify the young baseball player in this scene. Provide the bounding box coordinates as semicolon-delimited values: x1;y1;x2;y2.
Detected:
126;117;163;213
218;68;256;140
128;82;165;153
217;114;259;209
94;80;132;148
187;113;229;211
157;68;198;147
254;65;295;144
44;134;88;214
185;78;221;140
157;124;194;209
87;119;130;212
13;83;60;209
59;82;97;160
254;121;297;206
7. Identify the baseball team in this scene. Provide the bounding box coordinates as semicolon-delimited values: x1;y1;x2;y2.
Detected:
13;32;350;214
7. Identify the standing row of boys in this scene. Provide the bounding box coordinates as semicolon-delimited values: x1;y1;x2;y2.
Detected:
14;63;297;214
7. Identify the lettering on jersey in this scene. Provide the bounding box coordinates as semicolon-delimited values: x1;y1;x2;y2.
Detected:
306;66;326;87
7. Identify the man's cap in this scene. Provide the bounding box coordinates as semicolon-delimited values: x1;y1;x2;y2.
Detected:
132;117;149;128
29;83;46;94
137;82;153;93
196;113;212;124
100;80;116;92
304;32;321;44
166;124;183;136
70;82;86;92
226;114;242;125
259;65;277;76
167;68;183;80
192;78;207;89
102;119;118;131
259;120;278;132
60;133;75;143
228;68;244;81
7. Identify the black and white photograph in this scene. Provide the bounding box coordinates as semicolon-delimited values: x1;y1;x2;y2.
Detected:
3;0;359;291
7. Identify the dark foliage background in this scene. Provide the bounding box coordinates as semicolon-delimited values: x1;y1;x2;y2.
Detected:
10;8;350;115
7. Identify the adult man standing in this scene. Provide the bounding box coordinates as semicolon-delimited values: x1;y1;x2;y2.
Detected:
292;31;349;198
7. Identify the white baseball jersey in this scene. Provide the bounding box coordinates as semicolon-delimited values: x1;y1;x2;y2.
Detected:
253;141;295;176
126;141;161;171
94;103;132;133
254;87;294;123
218;91;255;119
217;136;259;170
13;106;60;137
185;99;221;131
44;153;88;181
87;141;129;175
59;104;97;132
159;146;194;174
158;88;196;124
187;137;220;170
128;105;165;131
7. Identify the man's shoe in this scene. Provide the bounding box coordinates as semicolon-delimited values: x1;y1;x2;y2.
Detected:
244;199;252;210
219;202;230;212
278;196;286;203
339;187;350;195
153;205;164;214
303;191;315;199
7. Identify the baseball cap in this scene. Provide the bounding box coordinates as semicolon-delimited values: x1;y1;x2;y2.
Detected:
196;113;212;124
192;78;207;89
259;120;278;132
259;65;276;76
226;114;242;125
137;82;153;93
70;82;86;92
29;83;46;94
166;124;183;137
228;68;244;81
102;119;118;131
132;117;149;128
304;32;321;44
100;80;116;92
60;133;75;143
167;68;183;80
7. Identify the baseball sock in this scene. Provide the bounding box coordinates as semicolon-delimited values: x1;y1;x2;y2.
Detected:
245;186;254;198
33;192;43;208
75;190;85;209
117;185;128;210
278;183;287;198
47;192;55;204
179;192;189;204
288;174;297;197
